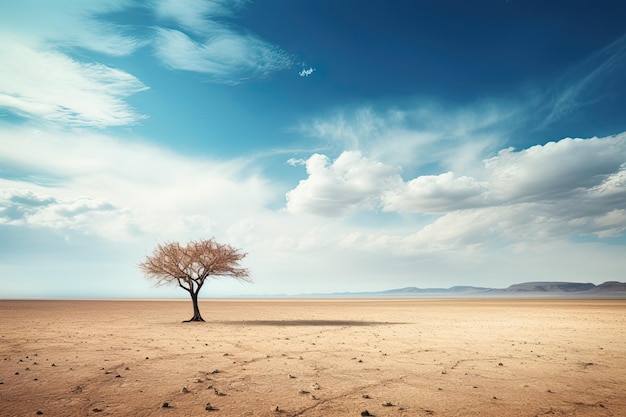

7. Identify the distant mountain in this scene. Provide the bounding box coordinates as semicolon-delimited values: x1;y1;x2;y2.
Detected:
590;281;626;292
242;281;626;299
500;281;596;293
378;286;491;294
287;281;626;298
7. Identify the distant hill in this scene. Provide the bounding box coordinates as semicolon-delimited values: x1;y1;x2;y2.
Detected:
378;285;491;294
284;281;626;298
500;281;596;293
590;281;626;292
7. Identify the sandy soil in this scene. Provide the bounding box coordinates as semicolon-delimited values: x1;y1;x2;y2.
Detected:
1;299;625;417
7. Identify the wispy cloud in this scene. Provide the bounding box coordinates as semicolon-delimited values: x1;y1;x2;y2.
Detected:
536;33;626;129
0;125;276;241
0;1;146;56
0;41;147;127
0;1;148;127
153;0;244;35
300;102;516;176
0;0;295;128
153;28;292;83
152;0;293;83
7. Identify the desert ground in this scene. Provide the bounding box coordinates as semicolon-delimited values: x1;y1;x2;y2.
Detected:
1;299;625;417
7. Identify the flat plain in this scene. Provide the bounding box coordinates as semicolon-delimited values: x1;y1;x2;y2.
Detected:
1;299;625;417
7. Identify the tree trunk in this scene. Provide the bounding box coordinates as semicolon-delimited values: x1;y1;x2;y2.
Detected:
183;290;205;322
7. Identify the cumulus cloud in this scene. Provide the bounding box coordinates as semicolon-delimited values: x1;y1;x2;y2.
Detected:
286;151;401;216
382;172;488;213
286;133;626;246
483;137;626;202
152;1;293;83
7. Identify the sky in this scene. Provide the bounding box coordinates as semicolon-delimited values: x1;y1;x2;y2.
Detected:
1;0;626;298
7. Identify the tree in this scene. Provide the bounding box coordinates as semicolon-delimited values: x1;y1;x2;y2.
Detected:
139;238;251;322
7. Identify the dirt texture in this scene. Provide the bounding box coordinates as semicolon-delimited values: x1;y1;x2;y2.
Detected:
1;299;625;416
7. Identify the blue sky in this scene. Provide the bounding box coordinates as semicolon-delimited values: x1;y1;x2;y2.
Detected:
1;0;626;298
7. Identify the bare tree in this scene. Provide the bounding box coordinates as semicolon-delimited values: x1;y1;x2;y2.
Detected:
139;238;251;322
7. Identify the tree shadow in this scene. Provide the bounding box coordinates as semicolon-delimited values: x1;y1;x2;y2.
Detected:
216;320;402;326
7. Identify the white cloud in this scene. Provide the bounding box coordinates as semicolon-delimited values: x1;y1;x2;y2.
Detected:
484;136;626;202
300;103;512;175
286;157;306;166
285;133;626;245
382;172;488;213
285;151;401;216
0;1;145;56
0;190;124;239
153;0;243;35
299;67;315;77
0;125;276;242
0;41;147;127
153;28;292;83
152;1;293;83
0;1;149;127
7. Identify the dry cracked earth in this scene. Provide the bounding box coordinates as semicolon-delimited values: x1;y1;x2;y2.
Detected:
1;299;625;416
